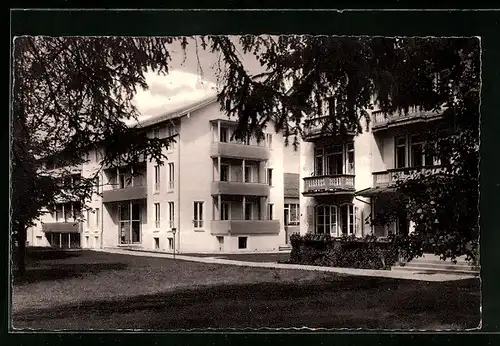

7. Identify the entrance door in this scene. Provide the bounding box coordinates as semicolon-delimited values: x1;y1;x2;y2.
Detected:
397;212;410;236
217;236;224;251
119;202;142;245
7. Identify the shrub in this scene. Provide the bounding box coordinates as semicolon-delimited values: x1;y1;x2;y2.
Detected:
288;233;401;270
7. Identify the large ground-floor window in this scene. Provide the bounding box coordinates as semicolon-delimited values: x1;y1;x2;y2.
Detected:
315;204;356;236
118;201;142;244
47;232;81;248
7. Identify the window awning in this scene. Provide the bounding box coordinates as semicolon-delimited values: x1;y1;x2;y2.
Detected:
355;186;397;197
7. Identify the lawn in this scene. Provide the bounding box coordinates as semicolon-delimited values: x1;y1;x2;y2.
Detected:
11;249;481;331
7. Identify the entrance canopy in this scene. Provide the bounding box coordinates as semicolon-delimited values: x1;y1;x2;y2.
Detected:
355;186;398;197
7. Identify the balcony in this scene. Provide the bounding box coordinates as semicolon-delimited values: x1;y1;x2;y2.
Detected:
211;220;280;235
371;109;443;132
42;222;83;233
102;185;148;203
302;116;356;142
211;142;269;161
302;174;355;196
211;181;270;197
373;166;448;187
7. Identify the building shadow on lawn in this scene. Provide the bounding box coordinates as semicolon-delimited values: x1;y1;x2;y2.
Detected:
13;276;480;330
13;262;128;285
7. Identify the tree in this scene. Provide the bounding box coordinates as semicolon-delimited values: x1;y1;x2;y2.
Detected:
11;36;177;275
11;35;480;276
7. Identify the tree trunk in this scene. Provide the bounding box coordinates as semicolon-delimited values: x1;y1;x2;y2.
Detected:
14;223;27;277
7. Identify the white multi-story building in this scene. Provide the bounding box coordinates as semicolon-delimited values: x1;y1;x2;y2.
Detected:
299;108;446;237
27;96;301;253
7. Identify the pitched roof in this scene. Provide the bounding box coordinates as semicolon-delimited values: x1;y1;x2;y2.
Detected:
131;94;218;129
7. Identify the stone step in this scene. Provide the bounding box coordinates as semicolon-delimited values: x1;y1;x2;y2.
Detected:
279;245;292;251
391;265;480;276
398;262;479;271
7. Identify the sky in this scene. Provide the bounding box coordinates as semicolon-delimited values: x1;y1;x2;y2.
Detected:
131;36;265;123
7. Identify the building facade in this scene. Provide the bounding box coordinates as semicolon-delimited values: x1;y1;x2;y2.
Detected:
28;97;301;253
299;108;446;238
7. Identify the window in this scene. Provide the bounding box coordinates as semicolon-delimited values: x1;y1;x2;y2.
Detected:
410;135;424;167
267;168;273;186
395;136;407;169
267;203;274;220
95;176;100;193
314;148;324;175
315;205;337;235
238;236;248;249
94;236;99;248
154;165;160;192
118;169;126;189
244;165;252;183
220;164;229;182
168;237;174;250
168;202;175;228
266;133;273;148
220;127;228;142
284;203;300;226
154;203;161;229
95;208;100;227
154;237;160;250
325;145;343;175
94;149;100;163
85;236;89;247
153;127;160;139
245;202;253;220
168;163;175;190
193;201;204;228
346;142;355;174
221;201;230;220
86;210;90;228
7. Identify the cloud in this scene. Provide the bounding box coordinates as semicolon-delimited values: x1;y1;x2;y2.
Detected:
128;70;217;125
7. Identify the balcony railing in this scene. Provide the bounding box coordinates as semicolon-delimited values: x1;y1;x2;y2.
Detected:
303;174;355;195
102;183;148;203
211;142;269;161
302;116;356;141
373;166;448;187
211;220;280;235
42;222;83;233
371;109;443;131
211;181;270;197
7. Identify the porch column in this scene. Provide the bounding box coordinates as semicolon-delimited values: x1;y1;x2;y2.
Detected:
217;121;221;142
242;196;246;220
217;157;221;182
68;232;71;248
59;233;62;248
260;197;266;220
242;159;246;182
62;204;65;222
218;195;222;220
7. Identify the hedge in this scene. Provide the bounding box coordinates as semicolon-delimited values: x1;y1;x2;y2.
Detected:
287;233;402;270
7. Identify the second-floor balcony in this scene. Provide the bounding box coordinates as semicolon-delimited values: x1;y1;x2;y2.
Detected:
373;166;448;187
211;142;269;161
302;174;355;196
371;108;443;132
302;116;356;142
211;180;270;197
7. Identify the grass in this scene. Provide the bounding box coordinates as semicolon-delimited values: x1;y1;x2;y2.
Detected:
11;249;481;330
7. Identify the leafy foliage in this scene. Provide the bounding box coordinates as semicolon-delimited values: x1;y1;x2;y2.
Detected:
288;233;400;270
205;35;479;263
11;36;177;273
